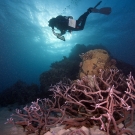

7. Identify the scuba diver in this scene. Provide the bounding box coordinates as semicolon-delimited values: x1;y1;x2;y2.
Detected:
48;1;111;41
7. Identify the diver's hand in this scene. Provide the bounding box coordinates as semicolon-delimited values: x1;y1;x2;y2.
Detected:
52;29;62;37
52;29;65;41
57;35;65;41
56;33;62;37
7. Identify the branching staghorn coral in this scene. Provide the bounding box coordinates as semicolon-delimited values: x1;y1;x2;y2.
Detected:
5;69;135;135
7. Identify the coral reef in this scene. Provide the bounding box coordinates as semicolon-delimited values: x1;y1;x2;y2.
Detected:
2;44;135;135
1;44;135;108
40;44;135;98
39;44;109;95
39;58;79;98
0;80;39;106
5;69;135;135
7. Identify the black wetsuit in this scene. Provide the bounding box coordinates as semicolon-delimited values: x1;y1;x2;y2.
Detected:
52;11;90;35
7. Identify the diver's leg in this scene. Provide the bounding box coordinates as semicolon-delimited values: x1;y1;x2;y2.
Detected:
75;11;90;31
69;9;92;31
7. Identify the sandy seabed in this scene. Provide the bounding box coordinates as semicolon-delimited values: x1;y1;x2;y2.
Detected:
0;107;24;135
1;107;135;135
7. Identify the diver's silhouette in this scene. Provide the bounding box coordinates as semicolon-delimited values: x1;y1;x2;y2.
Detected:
48;1;111;41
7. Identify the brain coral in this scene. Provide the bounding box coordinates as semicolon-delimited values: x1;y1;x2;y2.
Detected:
79;49;117;78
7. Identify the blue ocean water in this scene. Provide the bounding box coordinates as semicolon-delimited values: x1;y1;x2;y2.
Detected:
0;0;135;91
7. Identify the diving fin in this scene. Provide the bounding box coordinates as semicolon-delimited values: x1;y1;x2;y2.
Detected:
94;1;102;9
92;7;111;15
90;1;111;15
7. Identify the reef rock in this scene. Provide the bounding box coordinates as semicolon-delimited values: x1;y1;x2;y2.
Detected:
79;49;117;78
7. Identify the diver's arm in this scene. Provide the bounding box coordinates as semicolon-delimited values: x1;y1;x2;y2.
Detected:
52;29;65;37
52;29;65;41
52;29;61;37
